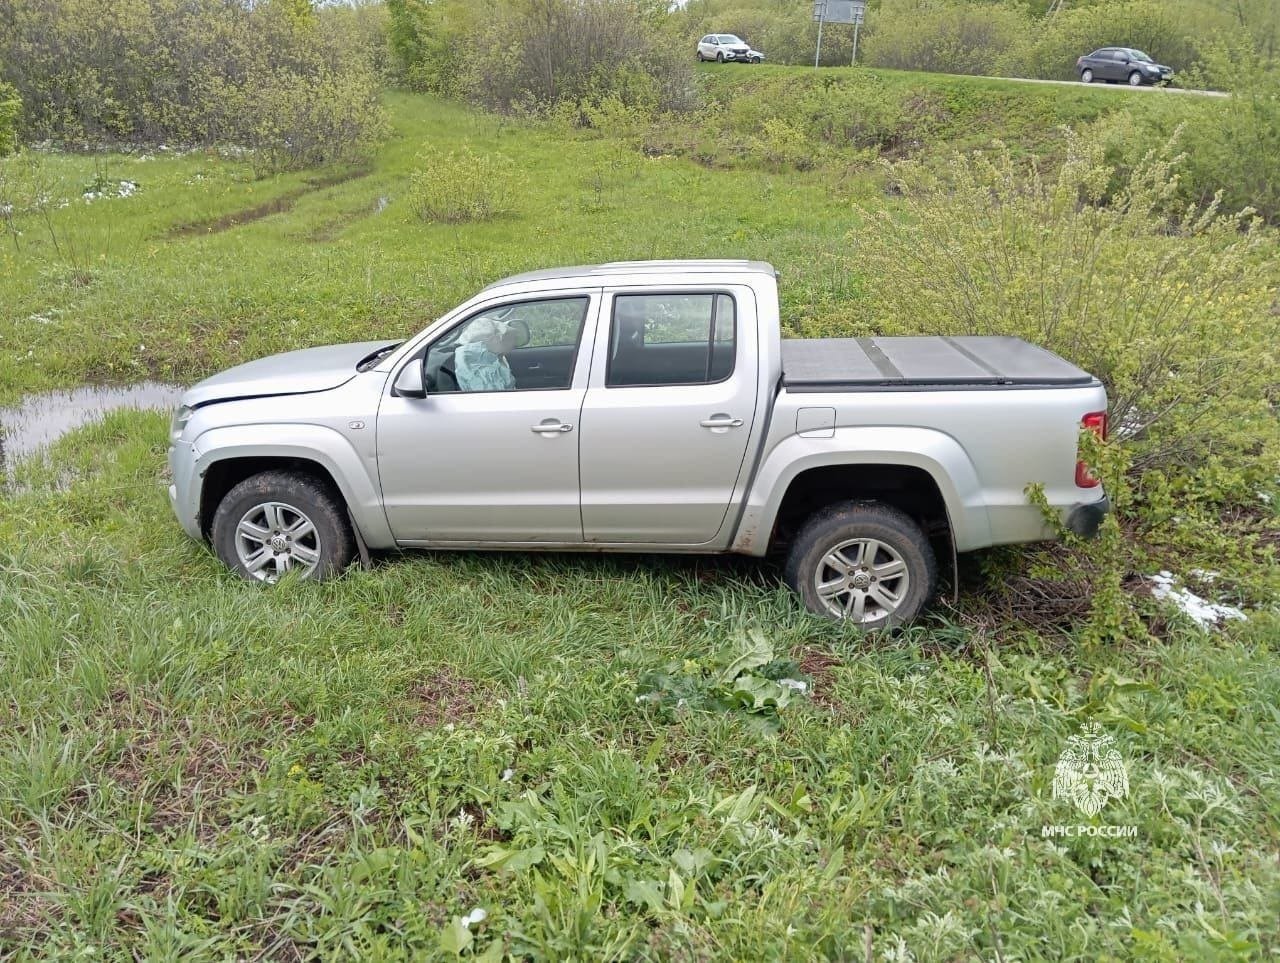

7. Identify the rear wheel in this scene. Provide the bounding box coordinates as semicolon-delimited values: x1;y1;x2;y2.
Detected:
1128;70;1143;86
784;502;936;627
212;471;355;583
1080;68;1094;83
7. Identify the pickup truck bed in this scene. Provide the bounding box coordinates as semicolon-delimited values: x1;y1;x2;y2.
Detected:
782;336;1095;389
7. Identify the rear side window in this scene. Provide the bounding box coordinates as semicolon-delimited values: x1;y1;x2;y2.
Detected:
607;293;736;387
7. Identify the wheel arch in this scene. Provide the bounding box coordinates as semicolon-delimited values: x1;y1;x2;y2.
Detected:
191;424;394;547
732;426;993;555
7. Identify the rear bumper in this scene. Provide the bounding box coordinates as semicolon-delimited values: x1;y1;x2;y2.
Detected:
1065;495;1110;539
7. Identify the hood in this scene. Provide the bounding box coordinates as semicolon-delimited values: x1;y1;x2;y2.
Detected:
183;341;391;407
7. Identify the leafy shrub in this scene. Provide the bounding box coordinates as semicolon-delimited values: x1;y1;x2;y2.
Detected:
642;68;1133;172
1107;43;1280;223
636;627;810;734
750;117;815;170
407;147;526;223
241;65;387;176
678;0;861;66
0;79;18;155
0;0;386;173
839;130;1278;477
863;0;1030;76
1003;0;1199;81
390;0;697;114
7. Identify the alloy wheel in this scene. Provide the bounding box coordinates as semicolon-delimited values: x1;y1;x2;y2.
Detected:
813;537;910;622
234;501;323;582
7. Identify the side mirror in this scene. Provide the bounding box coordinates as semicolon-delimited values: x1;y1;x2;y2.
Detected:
393;360;427;399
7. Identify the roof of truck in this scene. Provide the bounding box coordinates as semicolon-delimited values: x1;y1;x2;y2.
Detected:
482;260;777;291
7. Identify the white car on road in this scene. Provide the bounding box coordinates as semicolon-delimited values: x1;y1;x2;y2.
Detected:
697;34;763;63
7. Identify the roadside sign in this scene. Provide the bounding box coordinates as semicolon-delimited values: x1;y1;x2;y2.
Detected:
813;0;865;25
812;0;866;67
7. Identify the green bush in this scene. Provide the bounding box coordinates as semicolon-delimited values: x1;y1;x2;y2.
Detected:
863;0;1030;76
679;1;856;66
0;0;386;173
0;79;18;155
839;131;1277;476
407;146;526;223
1004;0;1199;81
241;65;388;176
1106;43;1280;223
390;0;697;114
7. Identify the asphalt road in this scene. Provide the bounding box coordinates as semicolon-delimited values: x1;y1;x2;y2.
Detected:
981;74;1228;97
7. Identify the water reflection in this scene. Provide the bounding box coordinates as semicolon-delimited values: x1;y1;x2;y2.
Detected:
0;382;183;474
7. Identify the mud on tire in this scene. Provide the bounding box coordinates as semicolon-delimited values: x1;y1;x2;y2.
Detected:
211;470;355;583
784;501;937;627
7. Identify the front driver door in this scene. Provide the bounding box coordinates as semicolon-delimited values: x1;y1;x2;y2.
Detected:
376;292;599;543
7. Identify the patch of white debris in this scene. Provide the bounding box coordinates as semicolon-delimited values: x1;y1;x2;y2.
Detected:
1149;571;1246;628
83;180;140;202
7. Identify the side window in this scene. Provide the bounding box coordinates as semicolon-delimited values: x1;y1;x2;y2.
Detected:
424;296;589;394
607;293;736;388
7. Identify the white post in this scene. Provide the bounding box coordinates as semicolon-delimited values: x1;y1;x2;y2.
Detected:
851;17;860;65
815;1;825;68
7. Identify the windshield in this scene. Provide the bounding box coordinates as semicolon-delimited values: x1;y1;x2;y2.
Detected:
1129;49;1153;62
718;35;742;43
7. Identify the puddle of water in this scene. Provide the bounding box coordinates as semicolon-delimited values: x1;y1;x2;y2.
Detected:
0;382;183;475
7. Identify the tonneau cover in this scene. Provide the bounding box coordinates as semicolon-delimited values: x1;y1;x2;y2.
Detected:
782;336;1094;389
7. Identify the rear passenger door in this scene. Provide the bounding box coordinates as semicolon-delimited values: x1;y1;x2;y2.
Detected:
577;287;759;544
1102;49;1125;80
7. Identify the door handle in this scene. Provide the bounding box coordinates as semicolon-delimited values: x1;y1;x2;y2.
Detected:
531;421;573;434
700;416;744;429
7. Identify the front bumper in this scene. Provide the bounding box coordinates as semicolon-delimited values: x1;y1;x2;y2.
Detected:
1065;495;1110;539
168;440;203;540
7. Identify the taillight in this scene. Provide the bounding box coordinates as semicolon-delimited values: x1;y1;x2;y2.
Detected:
1075;410;1108;488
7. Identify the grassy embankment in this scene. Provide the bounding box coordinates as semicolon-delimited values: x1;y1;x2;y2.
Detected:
1;75;1276;959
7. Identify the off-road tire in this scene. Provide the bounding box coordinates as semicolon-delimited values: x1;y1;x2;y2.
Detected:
784;501;937;627
212;470;355;583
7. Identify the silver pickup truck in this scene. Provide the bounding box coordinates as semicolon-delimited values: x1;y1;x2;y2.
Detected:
168;260;1109;626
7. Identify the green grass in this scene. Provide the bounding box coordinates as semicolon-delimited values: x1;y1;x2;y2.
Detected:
1;88;1277;959
0;91;873;403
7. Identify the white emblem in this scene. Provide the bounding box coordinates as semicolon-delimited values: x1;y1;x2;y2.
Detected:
1052;723;1129;816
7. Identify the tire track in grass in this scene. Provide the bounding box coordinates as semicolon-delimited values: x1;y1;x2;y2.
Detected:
166;165;373;238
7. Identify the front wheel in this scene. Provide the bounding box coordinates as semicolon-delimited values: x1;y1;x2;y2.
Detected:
211;470;355;583
784;502;936;627
716;52;724;62
1128;70;1143;86
1080;68;1093;83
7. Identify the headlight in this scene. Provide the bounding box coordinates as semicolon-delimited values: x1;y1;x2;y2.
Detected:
170;404;193;442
